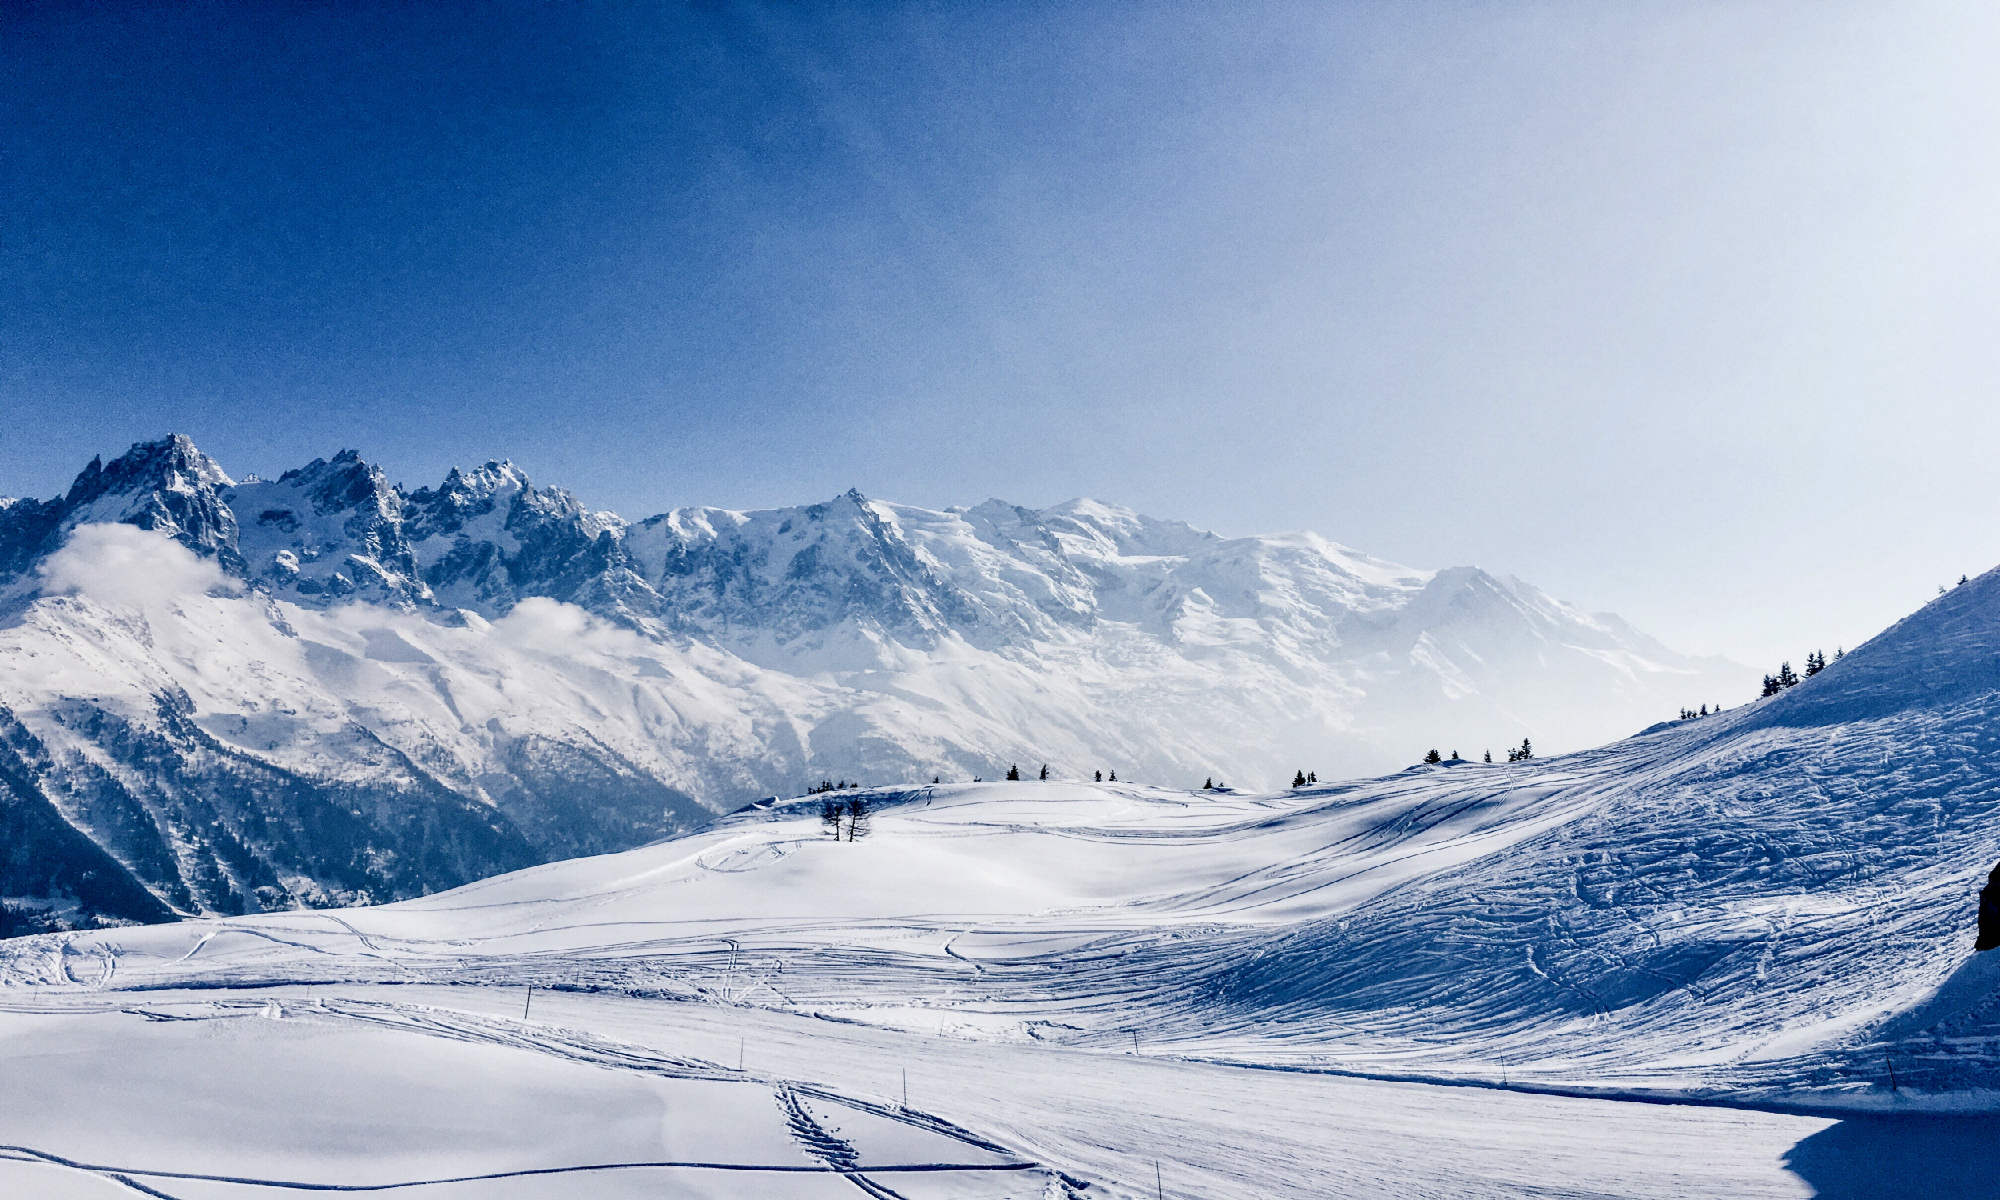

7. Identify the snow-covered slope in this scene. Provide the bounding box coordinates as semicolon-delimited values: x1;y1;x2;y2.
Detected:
0;436;1744;930
16;564;2000;1106
7;567;2000;1196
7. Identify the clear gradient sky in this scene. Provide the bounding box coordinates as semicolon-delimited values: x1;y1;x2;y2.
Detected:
5;2;1998;666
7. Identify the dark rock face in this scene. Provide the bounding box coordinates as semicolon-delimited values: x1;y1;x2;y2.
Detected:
1977;863;2000;951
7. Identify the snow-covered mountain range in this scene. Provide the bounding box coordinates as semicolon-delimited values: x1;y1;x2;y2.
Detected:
8;561;2000;1196
0;435;1743;930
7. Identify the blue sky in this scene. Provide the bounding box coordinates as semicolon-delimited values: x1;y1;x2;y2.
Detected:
5;2;1998;664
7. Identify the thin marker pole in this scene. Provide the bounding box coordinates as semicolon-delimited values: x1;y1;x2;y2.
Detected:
901;1067;908;1111
738;1037;745;1072
1156;1160;1164;1199
522;984;533;1020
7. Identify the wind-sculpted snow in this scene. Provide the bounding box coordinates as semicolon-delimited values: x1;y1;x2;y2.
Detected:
0;436;1744;929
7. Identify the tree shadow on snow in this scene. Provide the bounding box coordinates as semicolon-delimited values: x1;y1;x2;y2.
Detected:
1783;1114;2000;1200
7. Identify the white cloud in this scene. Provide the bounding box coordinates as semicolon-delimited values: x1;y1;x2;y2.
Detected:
489;595;643;657
37;523;238;610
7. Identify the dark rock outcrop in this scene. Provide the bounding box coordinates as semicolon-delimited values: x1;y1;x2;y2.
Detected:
1977;863;2000;951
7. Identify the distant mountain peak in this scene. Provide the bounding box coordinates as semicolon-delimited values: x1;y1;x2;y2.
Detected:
0;435;1761;931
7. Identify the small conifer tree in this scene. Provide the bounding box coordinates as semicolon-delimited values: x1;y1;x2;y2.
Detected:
1006;764;1021;781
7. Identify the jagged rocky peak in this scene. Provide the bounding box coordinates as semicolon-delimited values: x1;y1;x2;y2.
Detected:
65;433;234;503
53;434;240;564
403;458;636;616
638;488;978;648
225;449;427;605
405;459;612;545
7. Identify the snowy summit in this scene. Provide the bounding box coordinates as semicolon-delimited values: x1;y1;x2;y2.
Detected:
0;436;1743;929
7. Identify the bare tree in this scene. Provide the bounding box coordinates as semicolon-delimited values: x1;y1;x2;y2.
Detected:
821;795;874;841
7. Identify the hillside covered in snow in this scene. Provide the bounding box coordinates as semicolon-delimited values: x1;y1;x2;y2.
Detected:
7;562;2000;1196
0;436;1744;930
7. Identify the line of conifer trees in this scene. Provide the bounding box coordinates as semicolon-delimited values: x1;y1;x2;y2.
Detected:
1759;647;1841;697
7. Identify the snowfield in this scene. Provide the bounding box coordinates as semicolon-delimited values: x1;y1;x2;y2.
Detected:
9;474;2000;1194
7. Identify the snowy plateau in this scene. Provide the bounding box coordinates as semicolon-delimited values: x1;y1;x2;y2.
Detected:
8;436;1997;1198
0;435;1743;931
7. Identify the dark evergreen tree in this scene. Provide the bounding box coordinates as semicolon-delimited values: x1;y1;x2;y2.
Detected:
1423;749;1442;764
1203;777;1214;790
1777;661;1800;688
1108;770;1117;782
1760;674;1779;698
1307;771;1316;783
1094;769;1103;782
1518;737;1533;760
1006;764;1021;781
1483;750;1492;764
1292;769;1308;788
1039;763;1049;781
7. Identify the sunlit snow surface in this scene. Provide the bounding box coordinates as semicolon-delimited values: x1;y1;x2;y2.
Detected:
11;570;2000;1195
